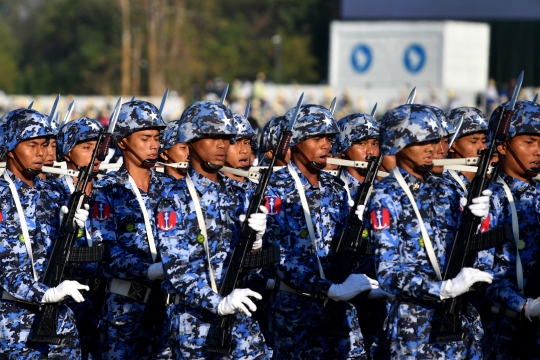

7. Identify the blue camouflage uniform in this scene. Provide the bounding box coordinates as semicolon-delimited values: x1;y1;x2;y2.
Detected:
0;109;82;359
367;104;485;359
90;100;176;359
55;117;104;359
483;101;540;358
156;100;271;359
265;105;367;359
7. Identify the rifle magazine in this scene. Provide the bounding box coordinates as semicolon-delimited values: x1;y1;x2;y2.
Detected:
469;226;506;252
242;245;280;270
68;243;111;263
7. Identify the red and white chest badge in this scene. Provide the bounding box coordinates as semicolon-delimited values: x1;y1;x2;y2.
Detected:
158;210;177;231
265;196;281;215
371;208;390;231
480;216;490;233
0;211;3;222
93;202;111;221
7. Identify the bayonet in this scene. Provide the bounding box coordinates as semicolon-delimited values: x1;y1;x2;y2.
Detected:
371;103;377;116
329;97;337;115
28;101;34;109
448;116;464;149
158;88;169;117
60;100;75;127
406;87;416;104
96;97;121;162
220;84;229;104
131;96;135;101
244;98;251;118
48;94;60;125
533;93;538;104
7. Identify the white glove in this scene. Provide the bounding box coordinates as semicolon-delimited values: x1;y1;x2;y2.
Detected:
147;262;165;280
240;206;268;248
348;200;355;208
367;287;395;300
525;297;540;321
41;280;89;303
328;273;379;301
355;204;366;221
217;288;262;317
467;189;492;218
440;267;493;300
59;204;90;228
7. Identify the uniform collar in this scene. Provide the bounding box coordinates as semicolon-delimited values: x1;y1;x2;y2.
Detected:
499;171;539;191
189;167;223;195
288;161;325;191
394;166;426;193
4;168;44;192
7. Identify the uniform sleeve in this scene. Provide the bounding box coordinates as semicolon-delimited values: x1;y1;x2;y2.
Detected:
90;186;152;280
264;185;333;297
159;194;224;314
368;187;442;300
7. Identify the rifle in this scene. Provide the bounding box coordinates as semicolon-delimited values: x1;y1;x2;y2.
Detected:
320;154;383;338
431;71;523;342
28;98;121;345
206;93;304;354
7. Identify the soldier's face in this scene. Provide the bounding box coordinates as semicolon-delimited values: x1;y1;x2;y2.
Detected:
498;134;540;180
119;129;160;165
432;137;450;173
163;142;189;163
8;137;49;172
293;135;332;166
67;140;100;172
227;137;252;168
190;135;230;166
449;132;486;158
396;140;436;178
344;138;380;162
45;138;56;165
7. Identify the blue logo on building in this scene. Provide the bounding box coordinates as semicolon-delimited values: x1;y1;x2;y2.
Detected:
403;44;426;74
351;44;372;73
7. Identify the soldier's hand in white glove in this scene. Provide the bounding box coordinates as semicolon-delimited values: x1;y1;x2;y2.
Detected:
240;206;268;250
466;189;492;218
355;204;366;221
440;267;492;300
41;280;89;303
147;262;165;280
328;273;379;301
217;288;262;317
59;204;90;228
525;297;540;321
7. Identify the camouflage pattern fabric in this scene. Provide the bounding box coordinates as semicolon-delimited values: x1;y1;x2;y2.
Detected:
3;108;53;152
56;117;103;161
114;100;165;143
178;100;236;143
335;113;379;156
284;104;339;148
447;107;488;139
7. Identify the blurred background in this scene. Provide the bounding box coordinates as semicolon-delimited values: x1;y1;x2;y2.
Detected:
0;0;539;128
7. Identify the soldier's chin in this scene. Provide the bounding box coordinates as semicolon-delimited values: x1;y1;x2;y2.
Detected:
418;163;434;172
142;158;158;167
25;167;42;176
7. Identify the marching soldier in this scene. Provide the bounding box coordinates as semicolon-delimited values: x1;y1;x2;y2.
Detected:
160;119;190;180
366;104;492;358
90;100;176;359
0;109;89;359
156;100;271;359
265;104;378;359
258;116;290;166
484;100;540;358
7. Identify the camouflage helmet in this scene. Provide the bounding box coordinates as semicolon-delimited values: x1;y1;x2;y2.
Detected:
380;104;442;156
56;117;103;161
427;106;454;137
259;116;287;154
232;113;255;141
487;101;540;144
178;100;236;143
159;119;182;154
447;107;488;139
114;100;165;143
285;104;339;147
335;113;379;155
4;109;53;152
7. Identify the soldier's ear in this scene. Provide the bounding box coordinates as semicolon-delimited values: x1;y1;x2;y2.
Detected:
6;150;14;159
160;151;169;162
117;139;127;150
497;142;507;156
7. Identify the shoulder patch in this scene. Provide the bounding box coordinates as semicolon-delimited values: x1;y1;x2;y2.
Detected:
265;196;282;215
93;202;111;221
158;210;177;231
370;207;390;231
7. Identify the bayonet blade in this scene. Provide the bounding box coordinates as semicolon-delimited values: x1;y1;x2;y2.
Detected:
220;84;229;104
158;88;169;116
131;96;135;101
406;87;416;104
107;98;122;134
28;101;34;109
60;100;75;127
48;94;60;124
287;92;304;132
244;98;251;118
370;103;377;116
507;71;524;111
448;116;464;149
533;93;538;103
329;97;337;115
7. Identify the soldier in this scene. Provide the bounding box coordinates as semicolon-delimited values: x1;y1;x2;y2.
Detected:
0;109;89;359
55;116;104;359
483;101;540;358
265;104;378;359
38;111;59;182
90;100;176;359
222;113;257;180
366;104;493;358
447;107;489;191
156;100;271;359
160;119;189;180
258;116;290;166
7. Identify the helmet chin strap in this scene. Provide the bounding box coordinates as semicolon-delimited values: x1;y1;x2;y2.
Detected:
121;141;156;168
162;151;188;175
293;146;326;171
505;142;540;177
11;152;41;176
419;163;434;172
188;144;223;171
